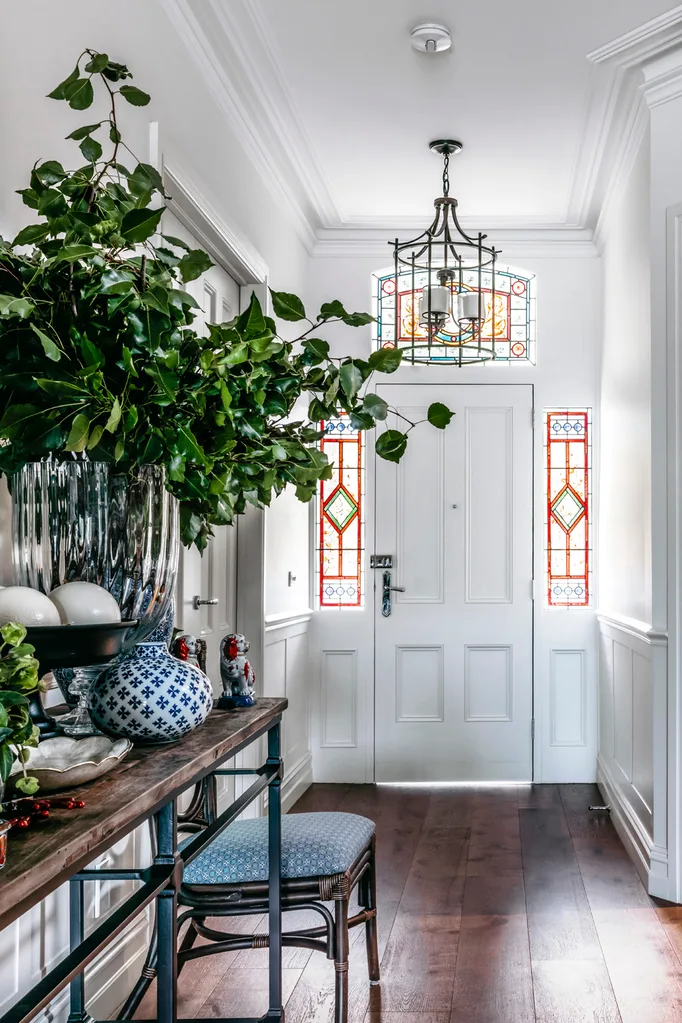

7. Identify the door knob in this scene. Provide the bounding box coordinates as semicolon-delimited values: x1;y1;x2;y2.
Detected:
193;595;219;610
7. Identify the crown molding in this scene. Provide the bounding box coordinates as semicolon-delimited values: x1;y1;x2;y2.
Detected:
567;7;682;232
162;1;682;260
161;0;318;253
313;226;598;260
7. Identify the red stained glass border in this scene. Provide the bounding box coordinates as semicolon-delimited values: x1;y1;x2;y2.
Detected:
317;419;364;608
545;409;592;608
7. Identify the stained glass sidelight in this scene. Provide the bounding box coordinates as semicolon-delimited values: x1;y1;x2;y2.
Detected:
545;410;592;607
372;264;536;364
316;417;364;608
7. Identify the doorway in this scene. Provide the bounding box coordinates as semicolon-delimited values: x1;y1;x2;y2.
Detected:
373;383;534;781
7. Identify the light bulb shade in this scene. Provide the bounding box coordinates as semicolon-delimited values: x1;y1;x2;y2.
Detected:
419;284;451;324
459;292;482;322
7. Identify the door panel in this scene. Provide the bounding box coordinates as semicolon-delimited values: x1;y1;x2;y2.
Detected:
374;383;533;782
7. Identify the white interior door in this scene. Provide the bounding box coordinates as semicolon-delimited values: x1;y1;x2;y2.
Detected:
163;212;240;685
374;383;534;782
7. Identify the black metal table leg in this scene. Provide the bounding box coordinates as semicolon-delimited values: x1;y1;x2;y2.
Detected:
67;879;92;1023
265;722;283;1021
155;801;178;1023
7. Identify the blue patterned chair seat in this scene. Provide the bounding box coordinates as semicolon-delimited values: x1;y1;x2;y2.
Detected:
182;811;375;886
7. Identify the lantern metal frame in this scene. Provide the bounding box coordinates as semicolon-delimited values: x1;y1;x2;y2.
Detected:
390;140;501;365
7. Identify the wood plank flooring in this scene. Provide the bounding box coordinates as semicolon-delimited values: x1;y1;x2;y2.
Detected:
135;783;682;1023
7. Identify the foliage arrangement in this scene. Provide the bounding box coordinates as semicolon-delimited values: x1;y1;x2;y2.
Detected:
0;624;41;796
0;50;453;550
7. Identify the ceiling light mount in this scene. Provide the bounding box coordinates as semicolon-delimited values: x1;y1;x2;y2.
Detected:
410;23;452;54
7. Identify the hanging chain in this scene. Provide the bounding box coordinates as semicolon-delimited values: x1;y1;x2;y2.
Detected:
442;150;450;196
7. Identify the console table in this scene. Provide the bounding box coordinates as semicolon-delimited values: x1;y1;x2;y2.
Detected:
0;697;288;1023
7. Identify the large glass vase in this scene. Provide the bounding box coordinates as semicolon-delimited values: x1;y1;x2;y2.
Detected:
11;459;180;735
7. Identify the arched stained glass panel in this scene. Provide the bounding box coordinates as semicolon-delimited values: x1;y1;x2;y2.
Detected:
372;263;536;364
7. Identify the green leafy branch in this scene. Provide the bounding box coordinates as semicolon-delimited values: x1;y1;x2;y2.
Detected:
0;51;454;550
0;623;41;797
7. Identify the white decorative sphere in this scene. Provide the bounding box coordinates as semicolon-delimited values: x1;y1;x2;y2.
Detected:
49;583;122;626
0;586;61;627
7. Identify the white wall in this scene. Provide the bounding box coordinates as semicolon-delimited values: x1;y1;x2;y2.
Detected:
599;132;652;625
307;248;602;785
0;2;314;1017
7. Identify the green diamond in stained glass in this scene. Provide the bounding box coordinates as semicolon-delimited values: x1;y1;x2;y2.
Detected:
324;485;358;532
551;486;584;531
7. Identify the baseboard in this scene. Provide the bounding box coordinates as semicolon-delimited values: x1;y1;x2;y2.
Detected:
597;753;671;900
282;750;313;813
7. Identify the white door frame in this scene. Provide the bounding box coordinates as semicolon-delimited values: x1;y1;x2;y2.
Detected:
368;380;537;782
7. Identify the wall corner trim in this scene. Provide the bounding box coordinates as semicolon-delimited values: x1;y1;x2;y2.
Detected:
596;610;668;645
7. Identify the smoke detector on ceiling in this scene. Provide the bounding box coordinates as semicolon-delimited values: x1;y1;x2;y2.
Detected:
410;23;452;54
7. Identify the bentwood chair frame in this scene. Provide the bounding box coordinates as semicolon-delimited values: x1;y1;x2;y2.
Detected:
122;775;380;1023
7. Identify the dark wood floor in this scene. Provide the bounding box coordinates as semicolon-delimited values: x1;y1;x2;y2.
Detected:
138;783;682;1022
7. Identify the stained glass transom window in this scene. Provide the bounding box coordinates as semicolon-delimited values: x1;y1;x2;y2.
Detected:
316;417;364;608
545;410;592;607
372;264;536;364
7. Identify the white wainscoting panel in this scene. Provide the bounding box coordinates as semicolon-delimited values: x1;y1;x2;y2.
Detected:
396;408;444;604
465;407;513;604
320;649;357;748
597;613;668;899
395;645;444;722
550;649;587;747
264;610;313;811
464;644;512;721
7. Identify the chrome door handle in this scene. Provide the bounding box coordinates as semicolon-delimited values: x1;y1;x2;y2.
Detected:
193;595;219;610
382;572;404;617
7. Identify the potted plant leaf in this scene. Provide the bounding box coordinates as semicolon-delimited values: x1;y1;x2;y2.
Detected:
0;624;41;798
0;49;454;551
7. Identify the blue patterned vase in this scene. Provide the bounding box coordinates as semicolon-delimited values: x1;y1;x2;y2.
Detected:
90;642;213;744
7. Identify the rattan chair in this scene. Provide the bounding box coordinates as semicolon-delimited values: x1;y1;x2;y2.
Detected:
176;804;380;1023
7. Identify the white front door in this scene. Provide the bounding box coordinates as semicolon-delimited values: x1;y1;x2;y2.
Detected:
163;211;241;684
374;383;534;782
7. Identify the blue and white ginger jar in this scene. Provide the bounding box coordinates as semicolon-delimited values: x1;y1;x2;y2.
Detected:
90;642;213;744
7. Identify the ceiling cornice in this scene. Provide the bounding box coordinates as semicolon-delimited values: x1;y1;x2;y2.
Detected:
313;226;599;260
163;1;682;260
567;6;682;231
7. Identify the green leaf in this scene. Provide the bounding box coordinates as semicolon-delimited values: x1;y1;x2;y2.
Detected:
66;122;102;140
53;244;98;263
128;162;163;196
121;346;138;377
0;296;34;319
0;744;13;783
120;206;163;243
63;77;94;110
119;85;151;106
79;135;102;162
339;361;364;400
342;311;375;327
162;234;191;251
318;300;347;321
177;249;213;283
239;293;267;338
376;429;408;462
65;413;90;452
114;437;125;461
84;52;109;73
301;338;330;363
427;402;454;429
270;289;306;322
15;776;39;795
12;223;50;246
1;623;26;647
368;346;403;373
105;397;121;433
33;160;67;186
363;392;389;421
30;324;61;362
87;424;104;450
47;65;80;101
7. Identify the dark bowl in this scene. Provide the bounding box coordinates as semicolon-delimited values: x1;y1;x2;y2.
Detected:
25;621;139;669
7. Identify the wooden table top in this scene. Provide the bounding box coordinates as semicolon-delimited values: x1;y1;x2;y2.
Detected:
0;698;287;929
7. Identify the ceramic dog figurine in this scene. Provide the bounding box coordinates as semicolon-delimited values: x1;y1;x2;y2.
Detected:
218;633;257;709
171;632;207;676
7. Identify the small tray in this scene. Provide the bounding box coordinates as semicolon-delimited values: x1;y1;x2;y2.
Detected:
9;735;132;792
25;621;138;669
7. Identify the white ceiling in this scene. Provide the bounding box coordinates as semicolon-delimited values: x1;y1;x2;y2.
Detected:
171;1;682;242
249;0;671;223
